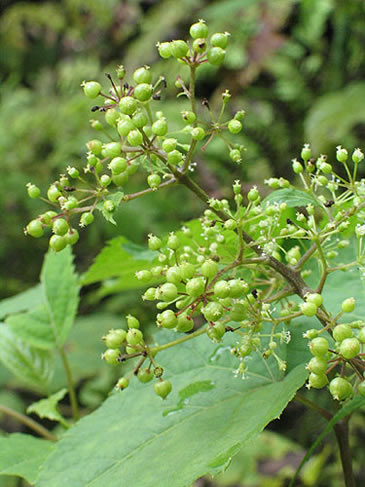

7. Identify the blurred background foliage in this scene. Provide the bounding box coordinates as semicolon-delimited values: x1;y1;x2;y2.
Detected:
0;2;365;485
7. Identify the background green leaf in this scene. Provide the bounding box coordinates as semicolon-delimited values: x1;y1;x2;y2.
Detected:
36;332;307;487
263;188;320;208
41;246;79;347
27;389;68;427
0;325;53;393
0;285;43;321
0;434;54;485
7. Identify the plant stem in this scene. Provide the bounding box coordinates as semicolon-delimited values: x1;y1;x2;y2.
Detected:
294;392;332;421
0;404;57;442
150;327;207;354
334;418;356;487
59;347;79;421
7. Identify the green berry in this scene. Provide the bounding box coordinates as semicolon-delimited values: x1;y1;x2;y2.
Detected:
333;324;353;343
152;118;168;136
109;157;128;175
102;348;120;365
147;174;161;189
200;259;218;278
67;167;80;179
80;212;94;226
191;127;205;140
358;327;365;344
207;322;226;342
115;377;129;390
119;96;137;116
166;266;183;284
339;338;360;359
230;302;248;321
309;337;329;356
158;310;177;329
105;108;120;127
159;283;178;302
180;262;195;279
181;111;196;124
103;142;122;158
170;40;189;58
207;47;225;65
358;381;365;396
162;138;177;153
26;220;44;238
229;149;241;163
52;218;69;236
352;148;364;164
134;83;153;102
126;315;140;329
27;184;41;199
154;379;172;399
132;111;148;128
192;38;207;53
47;185;61;202
228;119;242;134
213;280;230;299
186;277;205;297
306;293;323;307
157;42;172;59
82;81;102;99
112;171;129;187
49;235;67;252
300;302;318;317
229;279;247;298
341;297;355;313
210;32;229;49
133;66;152;84
167;150;183;165
190;20;208;39
148;234;162;251
104;329;127;348
126;328;143;346
247;187;259;201
117;119;135;136
103;200;115;212
292;160;303;173
135;270;152;282
202;301;223;322
329;377;353;401
308;372;328;389
87;139;103;155
65;229;79;246
127;130;143;146
137;368;153;383
336;146;348;163
167;233;180;250
301;144;311;161
176;313;194;332
307;357;328;375
305;329;319;340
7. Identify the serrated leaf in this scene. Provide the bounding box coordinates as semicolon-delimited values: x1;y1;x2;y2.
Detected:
5;305;54;350
36;332;307;487
0;434;54;484
96;191;124;225
0;285;43;320
27;389;68;427
41;246;79;347
0;325;53;393
263;188;319;208
81;236;158;288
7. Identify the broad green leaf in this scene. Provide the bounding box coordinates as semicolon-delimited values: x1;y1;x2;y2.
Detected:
0;434;54;484
0;325;53;393
289;395;365;487
96;191;124;225
0;285;43;320
5;305;54;350
41;246;79;347
263;188;320;208
36;332;307;487
81;236;158;289
27;389;68;427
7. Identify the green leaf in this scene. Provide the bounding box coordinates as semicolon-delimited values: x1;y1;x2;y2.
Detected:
96;191;124;225
36;332;307;487
81;236;158;290
263;188;320;208
0;434;54;484
41;246;79;347
289;395;365;487
27;389;68;427
5;305;54;350
0;285;43;320
0;325;53;393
